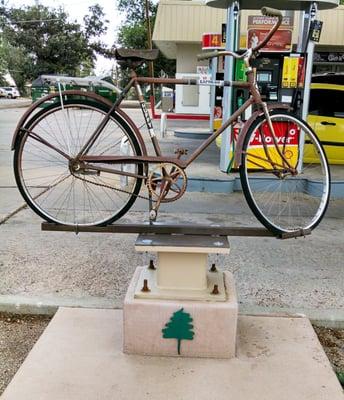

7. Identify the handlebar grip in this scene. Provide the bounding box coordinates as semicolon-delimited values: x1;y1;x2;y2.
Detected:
261;7;283;18
197;51;219;61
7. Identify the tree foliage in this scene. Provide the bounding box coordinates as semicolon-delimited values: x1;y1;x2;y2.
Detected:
117;0;175;78
0;2;109;91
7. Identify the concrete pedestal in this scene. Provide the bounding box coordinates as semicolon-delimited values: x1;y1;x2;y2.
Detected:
124;268;238;358
2;308;343;400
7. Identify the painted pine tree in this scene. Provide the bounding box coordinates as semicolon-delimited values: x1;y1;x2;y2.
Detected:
162;308;194;355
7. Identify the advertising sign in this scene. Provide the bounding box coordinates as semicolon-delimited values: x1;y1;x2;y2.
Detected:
247;15;294;52
314;52;344;63
197;66;212;85
232;121;300;169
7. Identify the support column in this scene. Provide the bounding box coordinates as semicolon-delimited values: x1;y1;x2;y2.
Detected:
220;1;240;172
301;2;318;121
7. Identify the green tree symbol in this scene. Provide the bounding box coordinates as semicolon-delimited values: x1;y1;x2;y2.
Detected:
162;308;194;355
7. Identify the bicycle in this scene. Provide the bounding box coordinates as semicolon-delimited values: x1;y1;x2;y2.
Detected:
11;7;330;235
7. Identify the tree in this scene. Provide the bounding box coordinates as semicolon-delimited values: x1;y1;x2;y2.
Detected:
0;3;109;92
162;308;194;355
0;39;8;85
117;0;175;78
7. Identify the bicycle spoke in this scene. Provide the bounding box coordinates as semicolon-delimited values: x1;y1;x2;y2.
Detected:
240;112;330;234
16;101;142;226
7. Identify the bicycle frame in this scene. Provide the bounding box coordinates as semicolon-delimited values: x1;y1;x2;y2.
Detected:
76;68;294;177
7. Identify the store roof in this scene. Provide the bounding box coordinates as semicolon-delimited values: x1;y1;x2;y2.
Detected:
206;0;339;10
152;0;344;58
153;1;226;57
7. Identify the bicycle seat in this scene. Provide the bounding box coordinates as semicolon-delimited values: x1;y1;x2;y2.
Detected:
115;48;159;67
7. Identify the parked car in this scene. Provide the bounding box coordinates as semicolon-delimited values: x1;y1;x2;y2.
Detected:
0;87;20;99
312;72;344;85
0;88;7;98
307;81;344;164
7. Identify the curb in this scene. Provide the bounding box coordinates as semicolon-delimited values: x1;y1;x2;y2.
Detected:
1;294;343;328
0;295;121;316
239;304;344;329
0;100;31;110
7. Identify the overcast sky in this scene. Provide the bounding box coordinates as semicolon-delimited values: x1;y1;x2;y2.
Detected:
8;0;124;74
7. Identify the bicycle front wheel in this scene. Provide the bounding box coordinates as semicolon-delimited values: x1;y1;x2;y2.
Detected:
14;99;143;226
239;111;330;235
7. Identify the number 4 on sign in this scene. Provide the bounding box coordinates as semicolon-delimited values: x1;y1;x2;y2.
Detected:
162;308;195;355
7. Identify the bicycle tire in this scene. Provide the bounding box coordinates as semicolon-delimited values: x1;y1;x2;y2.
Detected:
14;99;143;226
239;110;330;235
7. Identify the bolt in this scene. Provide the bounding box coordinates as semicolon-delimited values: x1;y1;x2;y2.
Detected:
211;284;219;295
148;259;156;270
210;263;217;272
141;279;150;292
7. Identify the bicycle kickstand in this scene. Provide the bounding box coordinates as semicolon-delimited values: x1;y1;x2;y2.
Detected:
148;192;157;224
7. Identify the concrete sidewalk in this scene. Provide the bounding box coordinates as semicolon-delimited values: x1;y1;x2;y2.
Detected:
2;308;343;400
0;107;343;326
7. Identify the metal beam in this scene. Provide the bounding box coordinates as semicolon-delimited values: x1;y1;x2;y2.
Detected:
41;222;311;239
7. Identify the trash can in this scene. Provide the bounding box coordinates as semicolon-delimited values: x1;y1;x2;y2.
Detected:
31;75;119;107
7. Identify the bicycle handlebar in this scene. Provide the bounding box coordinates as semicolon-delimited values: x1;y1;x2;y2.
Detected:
261;7;283;18
197;50;245;61
197;7;283;61
252;8;283;52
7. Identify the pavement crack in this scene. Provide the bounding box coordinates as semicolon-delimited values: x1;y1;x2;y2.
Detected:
0;203;28;225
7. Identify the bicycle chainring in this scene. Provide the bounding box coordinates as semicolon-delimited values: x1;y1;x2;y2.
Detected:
147;162;187;203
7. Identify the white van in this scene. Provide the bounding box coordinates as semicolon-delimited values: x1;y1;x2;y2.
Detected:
0;87;20;99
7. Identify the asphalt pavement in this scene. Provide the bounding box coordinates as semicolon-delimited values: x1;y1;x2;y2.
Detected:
0;107;343;327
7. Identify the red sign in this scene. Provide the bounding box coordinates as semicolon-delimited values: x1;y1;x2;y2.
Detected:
202;33;224;50
250;122;300;147
214;106;222;119
247;15;293;53
233;121;300;146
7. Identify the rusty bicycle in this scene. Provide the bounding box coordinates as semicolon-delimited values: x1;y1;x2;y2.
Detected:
12;7;330;235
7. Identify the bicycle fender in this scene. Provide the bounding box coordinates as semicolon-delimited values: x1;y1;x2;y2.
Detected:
11;90;148;157
234;103;291;167
115;108;148;156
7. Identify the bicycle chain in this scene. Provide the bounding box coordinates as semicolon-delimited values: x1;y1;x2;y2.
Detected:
70;169;155;202
70;161;187;203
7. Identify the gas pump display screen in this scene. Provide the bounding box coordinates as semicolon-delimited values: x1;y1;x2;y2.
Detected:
257;71;272;83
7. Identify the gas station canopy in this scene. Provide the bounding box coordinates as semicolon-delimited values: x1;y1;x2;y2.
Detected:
205;0;339;10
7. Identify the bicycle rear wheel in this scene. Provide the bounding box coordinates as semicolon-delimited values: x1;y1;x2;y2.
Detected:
14;99;143;226
239;111;330;235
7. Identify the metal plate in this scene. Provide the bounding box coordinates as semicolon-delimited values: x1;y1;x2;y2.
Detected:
135;234;230;254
